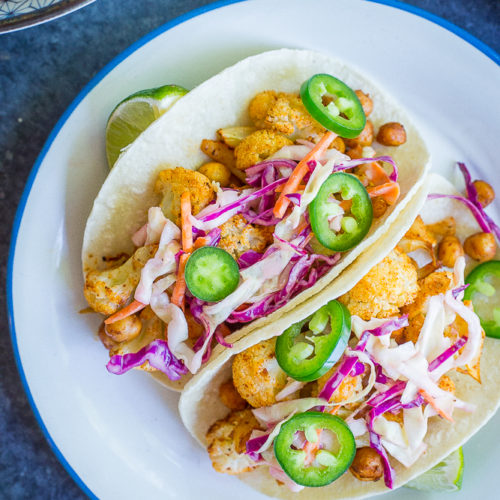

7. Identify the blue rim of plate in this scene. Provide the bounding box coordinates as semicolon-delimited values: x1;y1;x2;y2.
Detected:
6;0;499;498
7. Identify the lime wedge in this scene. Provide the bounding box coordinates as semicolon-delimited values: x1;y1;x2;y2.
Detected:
105;84;188;168
406;447;463;492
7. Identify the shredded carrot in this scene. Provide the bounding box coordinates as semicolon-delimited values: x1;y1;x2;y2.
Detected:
367;182;400;205
327;405;340;415
193;237;209;250
180;191;193;253
301;232;314;248
364;161;391;185
171;253;189;311
294;221;310;237
419;389;454;422
275;183;307;193
273;131;337;218
104;300;146;325
303;428;323;465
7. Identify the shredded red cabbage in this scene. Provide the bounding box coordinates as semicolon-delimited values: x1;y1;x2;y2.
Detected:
245;434;269;462
400;394;424;410
244;208;281;226
285;193;301;206
428;336;468;372
375;363;389;384
452;284;469;299
197;178;287;224
351;361;366;376
245;159;296;186
214;325;233;348
357;315;409;351
369;396;402;419
368;425;395;488
238;250;264;269
334;156;399;181
227;253;339;323
318;355;359;402
106;339;187;380
367;381;406;407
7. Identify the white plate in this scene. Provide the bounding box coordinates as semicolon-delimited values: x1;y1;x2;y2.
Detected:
8;1;500;499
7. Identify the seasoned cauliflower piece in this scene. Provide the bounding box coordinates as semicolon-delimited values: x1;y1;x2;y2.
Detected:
234;129;292;171
206;409;261;474
249;90;324;140
232;338;288;407
400;271;454;343
84;245;157;315
315;364;363;404
398;215;436;260
339;248;419;320
219;215;274;259
154;167;214;225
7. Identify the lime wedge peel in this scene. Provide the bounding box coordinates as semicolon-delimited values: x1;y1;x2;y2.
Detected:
105;84;188;168
406;447;464;492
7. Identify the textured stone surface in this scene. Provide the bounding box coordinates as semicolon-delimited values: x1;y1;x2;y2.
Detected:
0;0;498;498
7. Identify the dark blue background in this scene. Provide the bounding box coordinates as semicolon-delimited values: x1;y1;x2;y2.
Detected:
1;1;498;498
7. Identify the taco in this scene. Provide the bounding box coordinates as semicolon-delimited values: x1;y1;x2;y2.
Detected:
178;170;500;497
82;48;430;390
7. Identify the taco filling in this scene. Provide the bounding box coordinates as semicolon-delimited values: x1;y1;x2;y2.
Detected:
199;165;498;492
84;75;410;381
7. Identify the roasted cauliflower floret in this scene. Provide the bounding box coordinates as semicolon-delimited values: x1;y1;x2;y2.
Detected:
154;167;214;225
206;409;261;474
232;338;288;407
219;215;274;259
339;248;419;320
84;245;157;315
249;90;324;140
234;129;292;171
400;270;454;343
398;215;437;260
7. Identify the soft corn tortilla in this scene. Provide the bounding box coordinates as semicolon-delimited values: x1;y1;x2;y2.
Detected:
82;48;430;390
179;174;500;499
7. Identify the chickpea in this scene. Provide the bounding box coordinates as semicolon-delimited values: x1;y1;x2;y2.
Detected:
349;447;384;482
355;90;373;116
198;162;231;187
345;120;374;148
376;122;407;146
104;315;142;342
372;197;388;218
98;323;118;350
473;180;495;208
219;380;247;410
330;136;346;154
438;236;464;268
464;232;497;262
